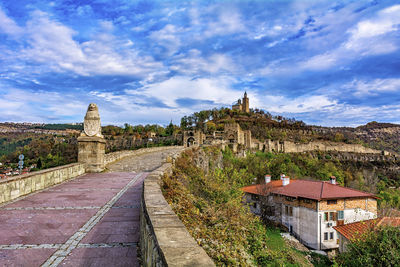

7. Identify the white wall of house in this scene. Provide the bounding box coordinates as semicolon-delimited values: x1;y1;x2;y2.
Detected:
318;208;377;250
319;211;339;249
281;204;320;249
343;208;376;224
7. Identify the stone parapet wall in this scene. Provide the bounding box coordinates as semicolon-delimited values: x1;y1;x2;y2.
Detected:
0;163;85;205
104;146;183;166
140;153;215;266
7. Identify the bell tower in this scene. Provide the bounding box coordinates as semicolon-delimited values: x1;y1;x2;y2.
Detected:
242;91;249;113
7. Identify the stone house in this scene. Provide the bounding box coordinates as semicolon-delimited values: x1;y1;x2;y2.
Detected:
242;176;378;251
333;217;400;253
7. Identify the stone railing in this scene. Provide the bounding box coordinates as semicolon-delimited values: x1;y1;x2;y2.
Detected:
0;163;85;205
104;146;181;166
140;154;215;266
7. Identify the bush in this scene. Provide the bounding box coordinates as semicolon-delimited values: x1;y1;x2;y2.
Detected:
336;226;400;266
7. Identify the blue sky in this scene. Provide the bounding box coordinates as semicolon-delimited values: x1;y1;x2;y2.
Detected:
1;0;400;126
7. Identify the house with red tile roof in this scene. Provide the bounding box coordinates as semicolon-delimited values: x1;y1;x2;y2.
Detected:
333;217;400;253
242;175;378;251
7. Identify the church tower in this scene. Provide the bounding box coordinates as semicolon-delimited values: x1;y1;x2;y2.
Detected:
242;91;249;113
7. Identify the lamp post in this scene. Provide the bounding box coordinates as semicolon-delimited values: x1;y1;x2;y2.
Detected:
18;154;24;175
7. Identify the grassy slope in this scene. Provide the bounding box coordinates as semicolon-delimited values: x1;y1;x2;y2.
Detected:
162;147;317;266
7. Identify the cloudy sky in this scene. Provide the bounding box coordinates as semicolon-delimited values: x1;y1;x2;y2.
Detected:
1;0;400;126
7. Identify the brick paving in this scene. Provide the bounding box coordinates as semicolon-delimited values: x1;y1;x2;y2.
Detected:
0;147;181;266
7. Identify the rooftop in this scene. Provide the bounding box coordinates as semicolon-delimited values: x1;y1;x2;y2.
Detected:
333;217;400;240
241;179;377;201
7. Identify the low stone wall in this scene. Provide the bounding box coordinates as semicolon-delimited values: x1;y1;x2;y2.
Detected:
140;156;215;266
104;146;182;166
0;163;85;205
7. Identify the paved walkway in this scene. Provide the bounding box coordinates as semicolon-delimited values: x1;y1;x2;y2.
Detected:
0;147;181;266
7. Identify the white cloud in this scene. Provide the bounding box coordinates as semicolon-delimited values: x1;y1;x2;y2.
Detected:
203;9;245;37
128;76;239;109
344;4;400;55
149;24;184;55
170;49;237;75
0;88;87;122
343;78;400;96
2;10;163;77
0;7;23;36
256;94;337;114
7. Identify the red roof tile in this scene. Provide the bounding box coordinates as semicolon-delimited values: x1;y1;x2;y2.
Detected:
334;217;400;240
241;179;377;201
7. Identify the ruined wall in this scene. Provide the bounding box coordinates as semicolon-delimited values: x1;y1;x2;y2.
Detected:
263;139;386;155
140;152;215;267
0;163;85;204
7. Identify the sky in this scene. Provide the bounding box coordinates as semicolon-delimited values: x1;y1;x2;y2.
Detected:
1;0;400;127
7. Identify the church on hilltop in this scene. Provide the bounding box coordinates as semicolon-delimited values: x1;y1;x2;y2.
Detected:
232;92;249;113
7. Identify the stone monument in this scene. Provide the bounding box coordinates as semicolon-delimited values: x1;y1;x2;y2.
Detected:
77;103;106;172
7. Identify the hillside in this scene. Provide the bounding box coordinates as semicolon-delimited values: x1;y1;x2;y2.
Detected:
180;108;400;154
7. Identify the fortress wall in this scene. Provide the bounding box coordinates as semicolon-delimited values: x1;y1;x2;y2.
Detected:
140;150;215;267
264;140;383;154
0;163;85;205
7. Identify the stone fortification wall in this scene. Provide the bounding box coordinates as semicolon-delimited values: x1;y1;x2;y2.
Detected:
0;163;85;205
264;139;384;154
140;153;215;267
104;146;181;166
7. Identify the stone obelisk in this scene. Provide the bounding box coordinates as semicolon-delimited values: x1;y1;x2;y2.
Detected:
77;103;106;172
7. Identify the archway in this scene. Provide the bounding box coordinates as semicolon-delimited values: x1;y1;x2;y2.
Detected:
187;137;196;147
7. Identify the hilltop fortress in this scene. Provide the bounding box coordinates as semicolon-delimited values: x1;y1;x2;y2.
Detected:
183;92;394;158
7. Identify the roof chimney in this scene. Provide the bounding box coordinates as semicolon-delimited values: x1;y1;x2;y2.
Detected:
330;176;336;185
265;175;271;184
282;177;290;186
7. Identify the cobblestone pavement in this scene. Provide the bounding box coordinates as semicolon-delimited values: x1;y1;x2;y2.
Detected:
105;147;183;172
0;147;182;266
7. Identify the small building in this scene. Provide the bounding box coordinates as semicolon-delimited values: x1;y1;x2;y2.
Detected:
146;132;156;138
183;130;206;147
242;176;378;251
333;217;400;253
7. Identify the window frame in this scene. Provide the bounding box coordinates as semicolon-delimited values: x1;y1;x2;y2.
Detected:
327;199;337;205
338;210;344;220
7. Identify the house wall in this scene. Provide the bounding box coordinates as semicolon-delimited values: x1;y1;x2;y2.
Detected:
319;198;377;250
338;234;350;253
281;204;319;249
244;193;261;215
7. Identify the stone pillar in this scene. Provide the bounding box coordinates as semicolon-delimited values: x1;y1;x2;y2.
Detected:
78;136;106;172
78;103;106;173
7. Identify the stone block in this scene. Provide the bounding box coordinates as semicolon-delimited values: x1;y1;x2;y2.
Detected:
161;247;215;267
78;136;106;173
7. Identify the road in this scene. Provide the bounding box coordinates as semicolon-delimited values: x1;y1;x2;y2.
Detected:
0;147;181;266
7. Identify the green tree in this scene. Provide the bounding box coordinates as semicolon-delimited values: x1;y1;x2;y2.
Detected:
336;226;400;266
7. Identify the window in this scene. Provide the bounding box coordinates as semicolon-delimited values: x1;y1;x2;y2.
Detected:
324;232;328;241
330;232;334;240
324;212;329;221
338;210;344;220
327;199;337;205
285;196;295;202
289;207;293;216
329;212;334;221
303;199;312;204
285;206;289;215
